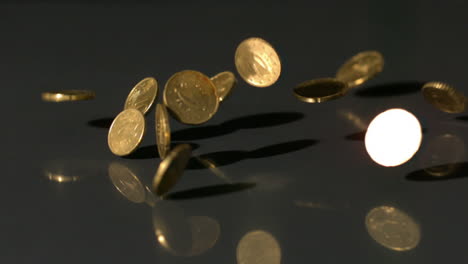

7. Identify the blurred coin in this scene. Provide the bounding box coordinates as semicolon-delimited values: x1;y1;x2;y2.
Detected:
210;71;237;102
156;103;171;159
41;90;95;102
235;37;281;87
108;162;146;203
237;230;281;264
336;50;384;87
293;78;348;103
108;109;146;156
164;70;219;125
124;77;158;114
422;82;466;113
420;133;465;177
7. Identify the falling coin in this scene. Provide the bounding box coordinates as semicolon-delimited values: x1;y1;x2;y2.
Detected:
124;77;158;115
41;90;95;102
108;108;146;156
152;144;192;196
293;78;348;103
108;162;146;203
210;71;237;102
156;103;171;159
422;81;466;113
164;70;219;125
234;37;281;87
336;50;384;88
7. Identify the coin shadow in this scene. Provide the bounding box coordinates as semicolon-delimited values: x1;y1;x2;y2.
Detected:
124;143;200;160
165;182;256;200
406;162;468;181
87;117;114;129
456;116;468;122
354;81;424;97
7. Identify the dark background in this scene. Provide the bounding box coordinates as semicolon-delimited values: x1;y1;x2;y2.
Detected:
1;0;468;263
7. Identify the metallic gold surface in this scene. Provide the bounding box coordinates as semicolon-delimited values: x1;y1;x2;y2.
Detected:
163;70;219;125
366;206;420;251
293;78;348;103
237;230;281;264
124;77;158;114
210;71;237;102
336;50;384;87
422;82;466;113
41;90;95;102
108;162;146;203
420;133;465;177
108;109;146;156
156;103;171;159
234;37;281;87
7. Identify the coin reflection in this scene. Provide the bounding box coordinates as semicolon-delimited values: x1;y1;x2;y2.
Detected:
237;230;281;264
108;162;146;204
195;157;231;183
43;160;86;183
45;172;79;183
338;109;367;130
366;205;420;251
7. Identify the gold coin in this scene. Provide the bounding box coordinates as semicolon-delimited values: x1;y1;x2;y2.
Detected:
366;205;420;251
422;82;466;113
293;78;348;103
152;144;192;196
237;230;281;264
41;90;95;102
336;50;384;87
108;108;146;156
156;103;171;159
234;37;281;87
108;162;146;203
210;71;237;102
124;77;158;114
163;70;219;125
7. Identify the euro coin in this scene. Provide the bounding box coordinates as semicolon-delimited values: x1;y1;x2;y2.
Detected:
234;37;281;87
163;70;219;125
336;50;384;87
152;144;192;196
108;108;145;156
41;90;95;102
124;77;158;114
156;103;171;159
210;71;237;102
422;81;466;113
293;78;348;103
108;162;146;203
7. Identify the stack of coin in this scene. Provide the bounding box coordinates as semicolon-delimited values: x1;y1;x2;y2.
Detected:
421;81;466;113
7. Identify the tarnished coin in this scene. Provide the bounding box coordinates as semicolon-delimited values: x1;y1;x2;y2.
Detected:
108;162;146;203
108;108;145;156
156;103;171;159
41;90;95;102
336;50;384;87
237;230;281;264
234;37;281;87
293;78;348;103
124;77;158;114
210;71;237;102
366;205;420;251
152;144;192;196
422;82;466;113
163;70;219;125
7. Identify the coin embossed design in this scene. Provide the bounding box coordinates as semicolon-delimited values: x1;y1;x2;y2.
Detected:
152;144;192;196
336;50;384;87
124;77;158;114
41;90;95;102
156;103;171;159
164;70;219;125
108;162;146;203
237;230;281;264
108;109;146;156
210;71;237;102
422;82;466;113
293;78;348;103
366;206;420;251
235;37;281;87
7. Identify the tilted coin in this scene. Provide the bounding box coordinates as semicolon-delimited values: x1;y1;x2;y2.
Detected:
156;103;171;159
152;144;192;196
41;90;95;102
422;82;466;113
124;77;158;114
234;37;281;87
108;162;146;203
336;50;384;87
210;71;237;102
108;108;146;156
163;70;219;125
293;78;348;103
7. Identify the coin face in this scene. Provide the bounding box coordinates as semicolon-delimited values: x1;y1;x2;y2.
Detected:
234;37;281;87
41;90;95;102
422;82;466;113
293;78;348;103
366;206;420;251
156;103;171;159
210;71;237;102
108;162;146;203
237;230;281;264
124;77;158;114
336;50;384;87
152;144;192;196
163;70;219;125
108;109;146;156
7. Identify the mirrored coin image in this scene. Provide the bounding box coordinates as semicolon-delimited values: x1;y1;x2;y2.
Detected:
124;77;158;115
422;81;466;113
108;108;146;156
336;50;384;88
108;162;146;203
41;90;95;102
293;78;348;103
